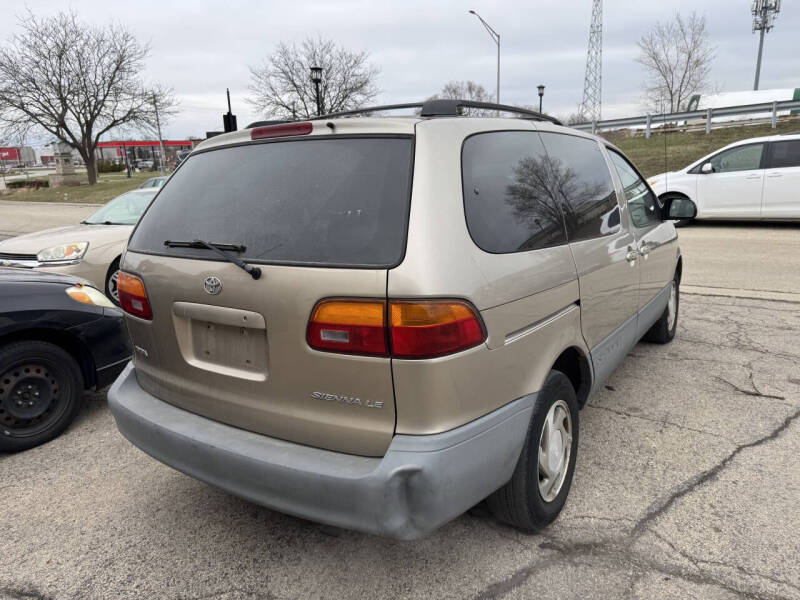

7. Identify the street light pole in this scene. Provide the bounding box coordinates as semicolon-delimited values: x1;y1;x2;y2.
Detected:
537;84;545;114
468;10;500;106
310;66;323;117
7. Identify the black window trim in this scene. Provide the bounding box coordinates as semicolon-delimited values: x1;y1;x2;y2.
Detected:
605;146;662;231
126;133;416;270
459;128;570;255
688;141;769;175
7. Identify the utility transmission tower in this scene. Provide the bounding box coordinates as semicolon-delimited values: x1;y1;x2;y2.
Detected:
752;0;781;90
579;0;603;123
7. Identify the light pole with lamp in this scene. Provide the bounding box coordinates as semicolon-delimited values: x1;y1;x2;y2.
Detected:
468;10;500;106
310;66;323;116
537;85;545;114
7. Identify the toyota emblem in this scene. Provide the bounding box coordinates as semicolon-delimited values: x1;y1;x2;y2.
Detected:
203;276;223;295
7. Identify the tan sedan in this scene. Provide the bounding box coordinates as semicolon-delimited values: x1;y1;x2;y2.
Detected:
0;188;157;305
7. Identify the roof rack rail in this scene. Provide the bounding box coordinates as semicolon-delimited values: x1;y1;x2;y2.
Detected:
305;99;562;125
244;119;292;129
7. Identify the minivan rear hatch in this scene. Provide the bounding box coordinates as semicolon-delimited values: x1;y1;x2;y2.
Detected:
122;132;414;456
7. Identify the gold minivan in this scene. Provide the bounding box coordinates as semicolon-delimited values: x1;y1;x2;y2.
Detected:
108;101;691;539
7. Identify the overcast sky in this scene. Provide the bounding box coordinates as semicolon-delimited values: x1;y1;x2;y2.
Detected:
2;0;798;140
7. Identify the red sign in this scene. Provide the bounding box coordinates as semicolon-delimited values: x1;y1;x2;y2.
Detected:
96;140;191;148
0;147;21;162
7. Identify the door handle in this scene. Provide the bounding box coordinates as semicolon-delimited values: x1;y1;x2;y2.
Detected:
626;247;639;263
766;172;783;178
744;174;762;180
639;243;650;257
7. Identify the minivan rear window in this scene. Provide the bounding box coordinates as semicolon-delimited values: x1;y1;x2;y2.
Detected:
127;137;413;268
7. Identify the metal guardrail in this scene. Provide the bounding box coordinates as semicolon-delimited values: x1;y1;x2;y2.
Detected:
572;99;800;137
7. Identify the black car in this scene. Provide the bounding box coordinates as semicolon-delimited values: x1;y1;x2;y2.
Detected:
0;267;131;451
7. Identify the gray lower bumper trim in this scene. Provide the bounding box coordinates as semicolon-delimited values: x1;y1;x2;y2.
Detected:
108;364;534;539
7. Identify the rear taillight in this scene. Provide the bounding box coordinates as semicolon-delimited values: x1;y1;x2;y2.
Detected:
307;300;388;356
307;299;485;359
117;271;152;320
390;300;485;359
251;122;313;140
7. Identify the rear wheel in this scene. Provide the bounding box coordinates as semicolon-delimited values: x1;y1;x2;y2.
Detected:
487;370;579;532
105;258;121;307
0;341;83;452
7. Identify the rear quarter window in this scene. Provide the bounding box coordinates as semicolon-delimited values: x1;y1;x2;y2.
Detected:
461;131;568;254
770;140;800;169
127;137;413;268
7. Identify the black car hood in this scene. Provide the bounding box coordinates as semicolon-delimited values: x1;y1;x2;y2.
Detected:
0;267;88;286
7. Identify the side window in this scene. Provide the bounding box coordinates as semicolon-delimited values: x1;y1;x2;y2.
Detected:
462;131;567;253
608;150;661;229
538;133;620;242
709;144;764;173
769;140;800;169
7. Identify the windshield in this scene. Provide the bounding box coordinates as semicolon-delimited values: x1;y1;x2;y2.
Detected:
128;137;414;268
141;177;166;188
85;191;156;225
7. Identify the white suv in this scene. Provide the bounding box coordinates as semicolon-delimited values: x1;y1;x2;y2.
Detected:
649;133;800;221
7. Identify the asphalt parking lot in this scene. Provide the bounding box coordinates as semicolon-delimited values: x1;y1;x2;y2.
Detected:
1;204;799;600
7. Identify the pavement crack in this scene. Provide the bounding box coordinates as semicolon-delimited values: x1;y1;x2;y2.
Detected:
470;553;569;600
648;529;800;595
0;586;55;600
633;406;800;536
586;403;735;441
714;376;786;401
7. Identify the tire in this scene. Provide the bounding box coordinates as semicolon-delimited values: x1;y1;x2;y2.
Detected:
487;370;579;532
105;258;121;307
0;341;84;452
643;274;679;344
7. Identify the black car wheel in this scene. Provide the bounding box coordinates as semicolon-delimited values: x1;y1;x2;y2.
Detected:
0;341;83;452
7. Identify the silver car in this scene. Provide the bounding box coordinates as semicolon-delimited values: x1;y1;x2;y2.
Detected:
108;100;690;539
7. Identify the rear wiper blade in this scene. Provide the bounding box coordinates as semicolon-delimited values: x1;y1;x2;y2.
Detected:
164;239;261;280
164;240;246;252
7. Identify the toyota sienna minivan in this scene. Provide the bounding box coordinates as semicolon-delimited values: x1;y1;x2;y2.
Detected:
108;100;691;539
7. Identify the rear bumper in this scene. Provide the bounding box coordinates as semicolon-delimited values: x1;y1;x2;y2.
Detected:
108;363;534;539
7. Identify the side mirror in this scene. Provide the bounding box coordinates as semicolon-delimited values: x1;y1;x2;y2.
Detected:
661;196;697;221
700;162;714;174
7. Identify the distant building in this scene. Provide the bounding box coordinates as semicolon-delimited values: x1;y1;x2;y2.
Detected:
96;140;193;169
0;146;36;168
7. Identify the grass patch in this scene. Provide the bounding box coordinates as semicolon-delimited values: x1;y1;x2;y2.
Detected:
603;119;800;178
2;170;158;203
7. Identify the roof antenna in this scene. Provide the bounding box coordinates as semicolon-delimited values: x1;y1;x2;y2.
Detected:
223;88;238;132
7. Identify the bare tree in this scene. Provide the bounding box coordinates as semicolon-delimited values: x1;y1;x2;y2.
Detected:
248;37;380;119
636;12;714;114
427;80;494;115
0;11;176;184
